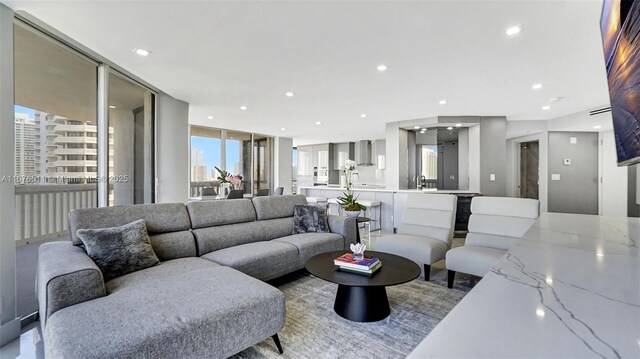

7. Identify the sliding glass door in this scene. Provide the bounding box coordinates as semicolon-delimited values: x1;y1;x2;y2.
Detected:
13;21;156;319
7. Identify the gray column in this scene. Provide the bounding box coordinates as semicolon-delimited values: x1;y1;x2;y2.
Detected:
156;92;189;203
479;117;507;196
274;137;293;194
0;3;21;346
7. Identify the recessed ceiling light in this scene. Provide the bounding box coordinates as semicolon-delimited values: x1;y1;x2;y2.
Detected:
439;100;447;105
532;83;543;90
596;252;604;257
455;123;462;127
240;106;248;111
376;64;388;72
207;115;213;120
108;105;116;109
285;92;295;97
536;308;545;318
414;125;421;129
550;96;563;102
315;121;322;125
593;125;602;129
447;126;454;130
505;25;521;36
360;113;367;118
542;105;551;110
134;48;150;56
280;127;286;131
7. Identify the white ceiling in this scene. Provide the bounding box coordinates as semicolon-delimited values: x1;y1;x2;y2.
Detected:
4;0;611;145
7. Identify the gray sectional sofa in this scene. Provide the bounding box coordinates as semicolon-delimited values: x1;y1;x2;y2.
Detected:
37;194;356;358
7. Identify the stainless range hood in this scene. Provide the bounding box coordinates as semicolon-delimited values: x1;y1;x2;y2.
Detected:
355;140;373;166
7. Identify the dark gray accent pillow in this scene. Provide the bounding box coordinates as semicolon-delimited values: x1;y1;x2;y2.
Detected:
76;219;160;281
293;204;329;234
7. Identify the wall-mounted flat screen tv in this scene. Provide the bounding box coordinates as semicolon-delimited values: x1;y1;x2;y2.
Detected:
602;0;640;166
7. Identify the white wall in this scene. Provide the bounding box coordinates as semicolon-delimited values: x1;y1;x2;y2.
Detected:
156;92;189;203
599;131;628;217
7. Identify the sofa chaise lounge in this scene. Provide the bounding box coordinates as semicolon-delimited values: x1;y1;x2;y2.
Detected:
37;194;356;358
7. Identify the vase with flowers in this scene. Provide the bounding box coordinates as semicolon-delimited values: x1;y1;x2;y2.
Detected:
215;166;243;195
337;159;367;217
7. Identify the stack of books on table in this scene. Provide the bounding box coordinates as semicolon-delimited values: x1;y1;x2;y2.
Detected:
334;253;382;277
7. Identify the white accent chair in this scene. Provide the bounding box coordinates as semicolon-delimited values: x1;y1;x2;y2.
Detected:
375;194;457;281
446;196;540;288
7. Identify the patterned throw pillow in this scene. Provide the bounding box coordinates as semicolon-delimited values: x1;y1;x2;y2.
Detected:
77;219;160;281
293;204;330;234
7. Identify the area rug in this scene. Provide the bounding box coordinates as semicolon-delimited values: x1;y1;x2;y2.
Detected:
231;272;470;359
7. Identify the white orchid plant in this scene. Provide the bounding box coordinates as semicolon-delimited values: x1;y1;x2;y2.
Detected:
337;159;367;212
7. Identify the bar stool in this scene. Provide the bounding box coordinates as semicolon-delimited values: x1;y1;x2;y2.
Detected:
358;200;381;232
306;197;328;211
327;198;341;215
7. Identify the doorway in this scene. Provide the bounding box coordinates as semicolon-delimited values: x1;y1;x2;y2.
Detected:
520;141;539;199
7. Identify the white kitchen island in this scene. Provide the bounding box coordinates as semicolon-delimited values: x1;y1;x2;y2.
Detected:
299;186;479;232
409;212;640;358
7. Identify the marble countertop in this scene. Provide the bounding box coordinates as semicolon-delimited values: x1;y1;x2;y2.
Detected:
409;213;640;358
299;186;480;194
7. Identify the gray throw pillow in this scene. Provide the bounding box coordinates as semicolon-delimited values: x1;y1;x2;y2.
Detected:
76;219;160;281
293;204;329;234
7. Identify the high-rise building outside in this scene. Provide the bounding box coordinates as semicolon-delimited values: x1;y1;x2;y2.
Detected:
15;114;36;178
16;110;114;184
191;149;209;182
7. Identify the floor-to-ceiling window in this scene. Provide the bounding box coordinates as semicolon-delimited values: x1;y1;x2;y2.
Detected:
190;126;273;197
13;23;99;318
189;127;221;196
12;20;156;319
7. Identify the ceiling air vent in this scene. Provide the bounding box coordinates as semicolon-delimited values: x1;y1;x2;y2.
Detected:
589;107;611;116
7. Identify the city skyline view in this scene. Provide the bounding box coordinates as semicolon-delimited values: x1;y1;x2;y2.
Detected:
191;136;242;180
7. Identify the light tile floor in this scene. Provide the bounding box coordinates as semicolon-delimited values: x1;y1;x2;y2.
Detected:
0;322;43;359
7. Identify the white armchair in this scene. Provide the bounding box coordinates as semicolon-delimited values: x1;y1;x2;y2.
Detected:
375;194;457;281
446;196;540;288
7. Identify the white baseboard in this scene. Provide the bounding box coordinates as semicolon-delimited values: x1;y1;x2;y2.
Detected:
0;318;20;347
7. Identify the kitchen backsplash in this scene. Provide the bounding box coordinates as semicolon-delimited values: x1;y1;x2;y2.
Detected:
351;165;386;186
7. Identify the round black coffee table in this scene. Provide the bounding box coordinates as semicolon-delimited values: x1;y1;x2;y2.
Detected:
305;250;420;322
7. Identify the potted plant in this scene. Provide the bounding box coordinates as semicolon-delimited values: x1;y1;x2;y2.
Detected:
337;159;367;217
337;191;367;217
215;166;243;194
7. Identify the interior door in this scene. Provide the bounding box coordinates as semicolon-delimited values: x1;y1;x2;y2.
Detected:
520;141;539;199
599;131;628;216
